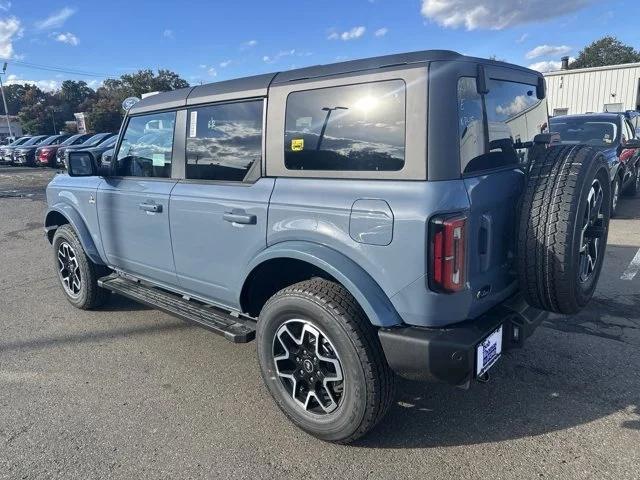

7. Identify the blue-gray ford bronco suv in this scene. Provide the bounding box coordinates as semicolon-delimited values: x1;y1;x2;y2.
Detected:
45;51;612;443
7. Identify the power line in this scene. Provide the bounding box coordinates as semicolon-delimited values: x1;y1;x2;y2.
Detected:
0;58;114;78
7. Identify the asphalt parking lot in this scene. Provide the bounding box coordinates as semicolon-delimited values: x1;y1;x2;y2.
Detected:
0;166;638;479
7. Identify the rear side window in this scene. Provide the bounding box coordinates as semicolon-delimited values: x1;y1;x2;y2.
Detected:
116;111;176;178
186;100;263;182
458;77;548;173
284;80;406;171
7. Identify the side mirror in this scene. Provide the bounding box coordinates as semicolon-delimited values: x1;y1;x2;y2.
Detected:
623;138;640;149
67;151;97;177
98;149;114;176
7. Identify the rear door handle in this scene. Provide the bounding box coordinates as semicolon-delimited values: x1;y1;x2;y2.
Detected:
223;211;256;225
139;202;162;213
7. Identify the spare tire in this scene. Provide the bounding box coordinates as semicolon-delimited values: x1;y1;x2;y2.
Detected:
517;145;611;314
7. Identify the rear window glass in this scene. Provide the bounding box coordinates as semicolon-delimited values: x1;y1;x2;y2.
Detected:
284;80;406;171
550;119;618;147
458;77;548;173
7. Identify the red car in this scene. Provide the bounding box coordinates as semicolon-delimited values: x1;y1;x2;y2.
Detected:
35;133;92;168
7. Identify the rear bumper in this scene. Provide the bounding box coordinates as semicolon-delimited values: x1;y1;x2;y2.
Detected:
378;294;547;386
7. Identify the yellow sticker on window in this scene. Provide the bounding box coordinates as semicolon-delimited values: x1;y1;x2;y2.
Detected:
291;138;304;151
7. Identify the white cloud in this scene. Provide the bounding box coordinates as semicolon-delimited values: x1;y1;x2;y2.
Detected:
0;2;11;11
219;60;231;68
516;33;529;43
374;27;388;37
54;32;79;46
241;39;257;49
163;29;174;39
328;26;366;41
6;74;60;92
526;44;571;59
0;16;22;58
263;49;300;64
528;61;561;73
420;0;591;30
35;7;76;30
198;64;217;77
528;58;574;73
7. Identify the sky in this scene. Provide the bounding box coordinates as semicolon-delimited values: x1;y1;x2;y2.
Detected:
0;0;639;92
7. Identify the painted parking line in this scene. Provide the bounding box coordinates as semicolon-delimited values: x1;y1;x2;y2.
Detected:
620;248;640;281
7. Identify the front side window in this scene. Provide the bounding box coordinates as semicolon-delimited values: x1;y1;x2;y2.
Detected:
116;112;176;178
458;77;548;173
186;100;263;182
284;80;406;171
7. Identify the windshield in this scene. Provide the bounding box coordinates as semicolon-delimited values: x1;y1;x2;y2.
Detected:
9;137;31;146
550;119;619;147
41;135;60;145
22;136;47;146
81;133;111;147
60;134;87;146
101;136;117;148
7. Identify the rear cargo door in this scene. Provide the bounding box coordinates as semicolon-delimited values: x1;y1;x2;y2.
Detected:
457;66;548;317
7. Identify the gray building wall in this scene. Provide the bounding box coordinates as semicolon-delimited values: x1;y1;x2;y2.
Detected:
544;62;640;116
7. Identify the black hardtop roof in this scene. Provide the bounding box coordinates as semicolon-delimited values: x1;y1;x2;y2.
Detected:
128;49;540;114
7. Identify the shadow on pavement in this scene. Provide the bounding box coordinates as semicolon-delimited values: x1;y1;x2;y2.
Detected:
0;320;191;353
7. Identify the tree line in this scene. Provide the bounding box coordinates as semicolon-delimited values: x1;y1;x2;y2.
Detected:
2;69;189;135
3;36;639;136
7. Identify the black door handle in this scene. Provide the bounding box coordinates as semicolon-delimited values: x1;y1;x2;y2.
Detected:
139;202;162;213
223;211;256;225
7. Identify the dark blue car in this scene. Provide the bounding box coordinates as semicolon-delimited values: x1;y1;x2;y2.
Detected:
550;113;640;216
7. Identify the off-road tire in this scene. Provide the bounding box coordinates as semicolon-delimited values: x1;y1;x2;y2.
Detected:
52;224;109;309
622;163;639;197
517;145;611;314
256;279;395;444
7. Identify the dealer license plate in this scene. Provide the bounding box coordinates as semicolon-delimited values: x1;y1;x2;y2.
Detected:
476;325;503;377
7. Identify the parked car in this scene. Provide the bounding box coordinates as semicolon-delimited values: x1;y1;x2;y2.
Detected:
73;135;118;167
0;136;32;164
45;50;611;443
9;135;49;164
56;133;115;168
550;113;640;216
35;133;92;168
624;110;640;137
14;134;72;167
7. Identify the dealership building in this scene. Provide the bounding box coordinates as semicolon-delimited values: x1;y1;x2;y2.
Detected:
544;57;640;116
0;115;22;142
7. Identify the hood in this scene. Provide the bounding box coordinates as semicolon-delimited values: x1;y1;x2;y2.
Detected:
590;146;618;161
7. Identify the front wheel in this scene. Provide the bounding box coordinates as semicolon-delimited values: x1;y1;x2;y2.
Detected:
52;224;109;309
256;279;395;444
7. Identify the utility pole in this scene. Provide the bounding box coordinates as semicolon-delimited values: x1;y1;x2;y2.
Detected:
0;62;13;139
50;108;57;133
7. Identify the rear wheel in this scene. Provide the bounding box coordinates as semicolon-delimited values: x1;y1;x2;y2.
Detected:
623;164;639;197
610;176;620;217
52;225;109;309
517;145;611;314
256;279;395;444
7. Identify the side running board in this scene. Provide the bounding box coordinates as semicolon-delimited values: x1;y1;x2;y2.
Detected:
98;274;256;343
